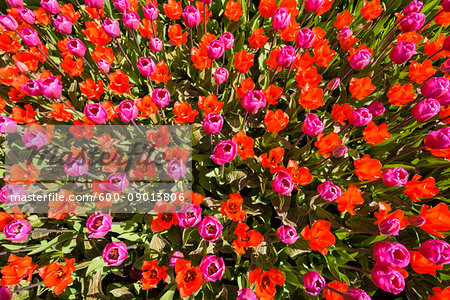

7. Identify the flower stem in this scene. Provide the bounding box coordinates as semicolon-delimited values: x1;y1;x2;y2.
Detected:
241;111;249;131
419;10;443;31
13;282;44;293
115;37;132;64
190;28;193;50
131;30;142;55
338;264;371;274
384;145;426;164
204;2;207;34
268;30;278;57
160;108;167;124
325;286;344;296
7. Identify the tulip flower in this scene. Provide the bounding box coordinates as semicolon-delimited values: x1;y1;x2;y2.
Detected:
0;15;18;31
411;98;440;122
419;239;450;265
200;255;225;281
371;265;405;294
103;18;121;38
295;28;315;49
373;241;410;268
18;8;36;24
84;103;108;124
3;219;31;241
102;242;128;266
86;213;112;238
198;216;223;242
302;270;325;296
382;167;409;187
276;224;299;244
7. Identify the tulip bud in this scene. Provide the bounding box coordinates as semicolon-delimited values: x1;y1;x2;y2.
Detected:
85;0;104;9
39;76;62;99
349;107;373;126
327;78;340;90
276;224;299;244
379;217;401;235
40;0;61;15
0;15;18;31
337;26;352;41
272;170;294;195
214;67;229;84
371;265;405;294
198;216;223;242
367;101;385;116
272;8;291;31
0;286;12;300
211;140;237;165
18;8;36;24
84;103;108;124
117;100;138;122
149;37;163;52
304;0;324;12
443;0;450;12
419;239;450;265
295;28;315;49
113;0;129;13
343;288;371;300
7;0;23;8
143;2;159;20
302;270;325;296
241;90;266;114
441;58;450;73
20;27;41;47
424;127;450;149
411;98;441;122
399;12;425;32
16;61;29;73
207;40;225;60
136;57;156;77
0;116;18;134
123;11;140;31
67;38;86;57
408;215;426;227
219;32;234;49
182;5;201;28
349;49;371;71
203;113;224;134
443;36;450;51
332;145;347;158
403;0;423;15
276;45;296;68
102;18;121;38
317;180;342;202
97;59;110;74
302;113;324;136
22;79;42;96
151;88;170;108
382;167;409;187
389;41;416;64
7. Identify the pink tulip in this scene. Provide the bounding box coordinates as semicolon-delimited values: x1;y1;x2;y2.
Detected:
421;77;450;105
102;242;128;266
327;78;341;90
22;131;48;150
379;217;401;236
403;0;423;15
3;219;31;241
117;100;138;122
22;79;42;96
211;140;237;165
20;27;41;47
276;45;296;67
411;98;440;122
200;255;225;281
237;288;258;300
136;57;156;77
149;37;162;52
203;113;224;134
304;0;324;12
40;0;60;14
371;265;405;294
7;0;23;8
123;11;140;30
382;167;409;187
198;216;223;242
84;103;108;124
177;204;202;228
343;288;371;300
272;170;294;195
169;252;184;267
272;8;291;31
318;181;342;202
143;2;159;20
373;241;410;268
443;0;450;11
241;90;266;114
302;113;324;136
440;58;450;73
103;18;121;38
349;107;373;126
0;184;26;204
214;67;229;84
97;59;111;74
220;32;234;49
337;26;352;41
302;270;325;296
113;0;129;12
0;15;18;31
399;12;425;32
389;41;416;64
0;116;17;133
151;88;170;108
53;14;72;35
64;156;89;176
0;286;12;300
182;5;201;28
367;101;385;116
295;28;315;49
424;127;450;149
207;40;225;60
86;213;112;238
332;145;347;158
39;76;62;99
18;8;36;24
85;0;104;9
166;158;187;179
67;38;86;57
349;49;371;70
100;173;129;192
419;239;450;265
276;224;299;244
